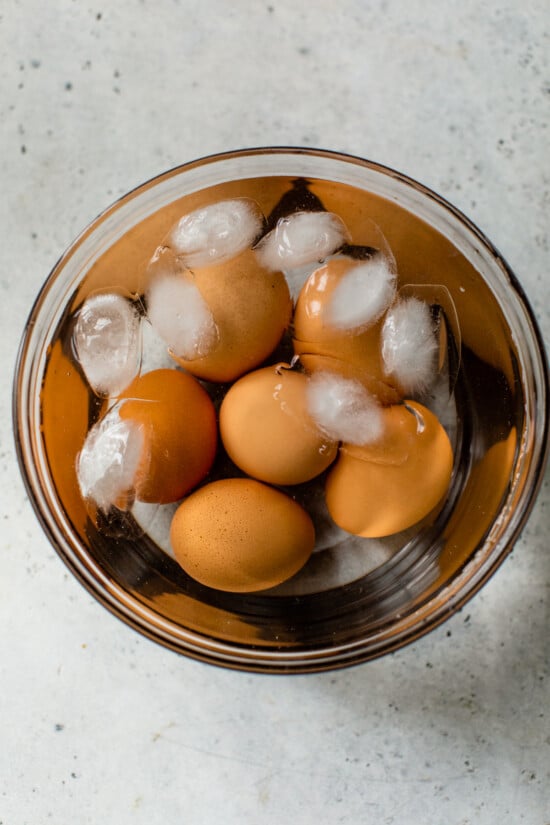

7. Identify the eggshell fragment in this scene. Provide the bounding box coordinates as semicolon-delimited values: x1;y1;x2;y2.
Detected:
119;368;217;504
170;478;315;592
325;401;453;537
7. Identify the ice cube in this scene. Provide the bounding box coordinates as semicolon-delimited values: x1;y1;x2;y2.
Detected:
168;198;264;267
306;372;384;446
76;407;144;512
381;298;438;393
139;313;179;373
327;255;397;331
281;262;321;301
145;274;218;360
73;292;141;397
255;211;349;271
132;500;178;556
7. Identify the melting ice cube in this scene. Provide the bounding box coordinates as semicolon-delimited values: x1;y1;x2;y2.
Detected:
73;292;141;397
145;274;218;361
139;314;179;373
168;198;264;268
279;262;324;302
327;255;397;331
76;407;144;512
381;297;438;393
255;211;349;272
306;372;384;446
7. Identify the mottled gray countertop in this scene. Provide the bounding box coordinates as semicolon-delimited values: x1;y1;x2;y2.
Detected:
1;2;549;823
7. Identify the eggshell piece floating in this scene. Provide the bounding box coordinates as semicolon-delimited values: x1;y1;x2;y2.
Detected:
219;363;338;485
171;250;292;382
325;401;453;537
170;478;315;592
118;368;217;504
293;257;399;405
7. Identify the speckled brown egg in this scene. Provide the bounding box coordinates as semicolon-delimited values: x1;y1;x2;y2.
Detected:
170;478;315;592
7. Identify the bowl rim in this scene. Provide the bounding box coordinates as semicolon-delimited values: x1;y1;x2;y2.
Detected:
13;146;550;673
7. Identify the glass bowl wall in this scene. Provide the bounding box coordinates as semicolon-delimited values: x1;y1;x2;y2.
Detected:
14;148;549;672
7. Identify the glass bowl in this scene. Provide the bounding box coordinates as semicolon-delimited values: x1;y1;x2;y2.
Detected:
13;148;549;673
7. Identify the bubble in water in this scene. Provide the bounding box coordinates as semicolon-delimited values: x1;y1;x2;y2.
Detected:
327;254;397;331
145;274;219;360
168;198;264;268
73;292;141;397
76;406;144;512
306;371;384;445
255;211;349;272
381;298;438;394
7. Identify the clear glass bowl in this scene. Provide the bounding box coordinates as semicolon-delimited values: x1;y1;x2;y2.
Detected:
13;148;549;672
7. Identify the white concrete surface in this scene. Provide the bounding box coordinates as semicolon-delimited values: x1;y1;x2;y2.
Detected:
1;1;548;823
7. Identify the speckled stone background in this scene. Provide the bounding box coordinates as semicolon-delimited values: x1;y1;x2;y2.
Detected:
1;2;549;823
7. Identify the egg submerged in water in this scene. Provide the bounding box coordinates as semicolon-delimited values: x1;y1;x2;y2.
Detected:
293;256;400;405
325;401;454;538
118;368;218;504
76;367;218;513
172;250;292;383
145;240;292;384
170;478;315;593
219;362;338;486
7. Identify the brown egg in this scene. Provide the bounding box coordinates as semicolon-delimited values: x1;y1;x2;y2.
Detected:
170;478;315;592
325;401;453;537
293;257;399;404
119;368;217;504
219;363;338;486
170;249;292;383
